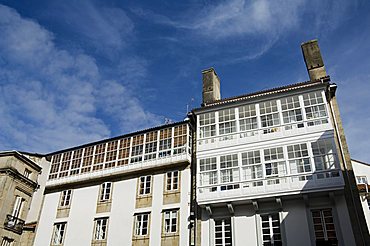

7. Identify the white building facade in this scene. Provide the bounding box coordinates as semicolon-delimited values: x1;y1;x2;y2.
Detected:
33;122;193;246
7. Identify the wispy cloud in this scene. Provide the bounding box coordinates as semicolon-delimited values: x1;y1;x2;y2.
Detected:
0;4;161;153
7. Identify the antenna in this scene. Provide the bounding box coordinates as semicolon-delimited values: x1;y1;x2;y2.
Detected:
186;98;195;113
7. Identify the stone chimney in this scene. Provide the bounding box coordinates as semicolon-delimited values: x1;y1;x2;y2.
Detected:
301;39;327;81
202;68;221;105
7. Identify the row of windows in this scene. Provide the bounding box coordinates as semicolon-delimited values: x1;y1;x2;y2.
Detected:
198;91;329;139
199;139;337;190
214;209;337;246
49;124;190;180
59;171;180;207
51;210;179;245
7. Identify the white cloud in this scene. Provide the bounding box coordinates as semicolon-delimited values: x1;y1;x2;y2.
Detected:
0;4;161;153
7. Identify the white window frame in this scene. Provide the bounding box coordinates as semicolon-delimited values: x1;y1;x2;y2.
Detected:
214;218;232;246
163;210;178;234
11;196;24;218
166;171;179;191
260;213;282;245
51;222;66;245
139;176;152;195
100;182;112;202
356;176;368;184
135;213;150;236
60;190;72;207
94;217;108;240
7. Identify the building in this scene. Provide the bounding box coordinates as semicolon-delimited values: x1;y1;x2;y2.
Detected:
191;40;369;246
1;40;369;246
352;159;370;231
33;122;193;246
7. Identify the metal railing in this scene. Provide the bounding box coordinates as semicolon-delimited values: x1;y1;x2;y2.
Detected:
4;214;25;234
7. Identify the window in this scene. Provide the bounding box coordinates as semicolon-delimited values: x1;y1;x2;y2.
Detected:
241;150;263;187
59;152;72;177
199;157;218;192
117;138;130;166
51;222;66;245
367;198;370;210
287;143;312;181
357;176;368;184
311;209;337;245
131;135;144;163
303;91;328;126
159;128;172;157
264;147;286;185
214;218;232;246
81;146;94;173
281;96;304;130
173;125;187;154
49;154;62;179
220;154;239;190
199;113;216;138
135;213;150;236
70;149;83;175
105;140;118;169
1;237;13;246
163;210;178;233
261;213;282;245
259;100;280;134
60;190;72;207
94;218;108;240
100;182;112;201
24;169;31;179
218;109;236;136
139;176;152;195
166;171;179;191
312;139;339;179
144;131;157;160
238;104;258;137
92;144;106;171
11;196;24;218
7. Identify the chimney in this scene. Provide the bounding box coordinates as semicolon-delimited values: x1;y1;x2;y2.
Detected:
202;68;221;105
301;39;327;81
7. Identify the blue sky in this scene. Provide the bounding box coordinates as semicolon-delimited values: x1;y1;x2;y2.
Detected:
0;0;369;161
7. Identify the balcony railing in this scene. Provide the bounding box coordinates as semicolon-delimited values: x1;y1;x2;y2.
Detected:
197;169;344;204
4;214;25;234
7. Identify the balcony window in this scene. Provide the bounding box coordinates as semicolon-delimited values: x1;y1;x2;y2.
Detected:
199;157;217;192
214;218;232;246
59;152;72;178
104;140;118;169
49;153;62;179
173;125;187;154
159;128;172;157
70;149;83;175
199;112;216;138
220;154;239;190
239;104;258;138
303;92;328;126
311;209;337;245
281;96;304;130
263;147;286;185
288;144;312;181
218;109;236;136
93;143;106;171
261;213;282;245
144;131;157;160
117;138;130;166
241;150;262;186
131;135;144;163
51;222;66;245
312;139;339;178
259;100;280;134
81;146;94;174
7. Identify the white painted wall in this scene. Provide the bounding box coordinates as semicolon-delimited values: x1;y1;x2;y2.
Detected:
34;168;191;246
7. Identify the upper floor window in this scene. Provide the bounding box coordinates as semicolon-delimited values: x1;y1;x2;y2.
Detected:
199;157;218;192
259;100;280;134
312;139;339;178
51;222;66;245
357;176;368;184
287;144;311;181
263;147;286;185
303;92;328;126
135;213;150;236
11;196;24;218
94;217;108;240
70;149;83;175
166;171;179;191
281;96;303;130
60;190;72;207
241;150;262;187
159;128;172;157
220;154;239;190
163;210;178;233
100;182;112;202
199;112;216;138
59;152;72;177
311;209;337;245
139;176;152;195
131;135;144;163
144;131;157;160
117;138;130;166
238;104;258;136
214;218;232;246
261;213;282;245
173;125;187;154
23;169;31;179
105;140;118;169
1;237;13;246
218;109;236;135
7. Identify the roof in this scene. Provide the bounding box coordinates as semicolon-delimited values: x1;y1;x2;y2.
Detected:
47;120;190;156
193;76;331;112
352;159;370;166
0;151;42;172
